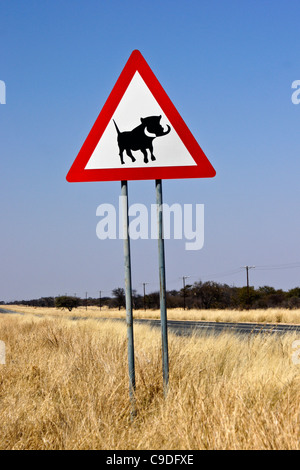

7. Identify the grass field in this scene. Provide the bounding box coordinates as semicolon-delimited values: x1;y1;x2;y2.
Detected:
0;309;300;450
4;304;300;324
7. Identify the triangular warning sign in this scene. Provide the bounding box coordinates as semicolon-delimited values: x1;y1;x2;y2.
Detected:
66;50;216;182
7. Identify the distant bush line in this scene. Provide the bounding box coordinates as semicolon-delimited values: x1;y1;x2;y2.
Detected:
3;281;300;310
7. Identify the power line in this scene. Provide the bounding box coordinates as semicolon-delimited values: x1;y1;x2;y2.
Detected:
67;262;300;302
255;262;300;271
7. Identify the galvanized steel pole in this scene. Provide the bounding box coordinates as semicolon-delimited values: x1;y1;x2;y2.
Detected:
155;179;169;396
121;180;136;414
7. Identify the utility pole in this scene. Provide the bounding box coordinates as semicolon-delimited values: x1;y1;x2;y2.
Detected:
86;291;88;311
243;266;255;304
142;283;149;311
99;290;102;311
182;276;190;310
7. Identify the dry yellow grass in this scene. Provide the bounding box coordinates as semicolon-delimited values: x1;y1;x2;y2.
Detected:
0;312;300;450
4;304;300;324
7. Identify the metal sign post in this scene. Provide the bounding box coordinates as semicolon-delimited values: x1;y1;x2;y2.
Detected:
155;179;169;397
121;180;136;416
66;50;216;415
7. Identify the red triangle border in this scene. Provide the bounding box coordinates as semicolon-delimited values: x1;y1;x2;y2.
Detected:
66;50;216;182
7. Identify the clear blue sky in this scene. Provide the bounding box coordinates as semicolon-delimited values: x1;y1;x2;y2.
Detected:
1;0;300;301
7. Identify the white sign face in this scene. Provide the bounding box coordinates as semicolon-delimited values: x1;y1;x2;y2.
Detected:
66;50;216;183
85;72;197;170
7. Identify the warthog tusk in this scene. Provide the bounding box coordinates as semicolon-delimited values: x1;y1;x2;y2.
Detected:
144;127;157;138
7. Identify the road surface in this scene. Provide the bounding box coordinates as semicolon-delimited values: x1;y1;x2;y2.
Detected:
133;318;300;336
1;308;300;336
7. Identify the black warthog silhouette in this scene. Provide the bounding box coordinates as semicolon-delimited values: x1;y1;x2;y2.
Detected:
113;115;171;165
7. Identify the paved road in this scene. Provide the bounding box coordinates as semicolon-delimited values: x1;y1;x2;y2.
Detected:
132;318;300;336
1;308;300;337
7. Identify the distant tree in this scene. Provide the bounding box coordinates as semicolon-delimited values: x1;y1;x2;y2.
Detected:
112;288;125;310
147;291;160;309
258;286;277;295
179;284;192;309
287;287;300;308
236;286;260;309
10;280;299;312
191;281;228;309
39;297;55;308
287;296;300;309
132;290;143;309
55;296;80;312
288;287;300;298
255;286;288;308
